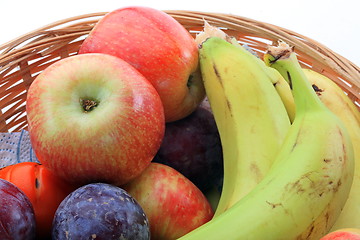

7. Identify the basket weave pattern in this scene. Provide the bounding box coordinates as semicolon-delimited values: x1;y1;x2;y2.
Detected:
0;10;359;132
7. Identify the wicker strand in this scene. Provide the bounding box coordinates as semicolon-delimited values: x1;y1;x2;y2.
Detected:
0;10;359;132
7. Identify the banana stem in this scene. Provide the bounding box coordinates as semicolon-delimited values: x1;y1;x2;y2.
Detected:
264;41;325;116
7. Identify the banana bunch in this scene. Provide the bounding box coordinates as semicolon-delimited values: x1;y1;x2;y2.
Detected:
195;23;292;218
178;38;354;239
270;61;360;231
302;69;360;230
196;21;296;123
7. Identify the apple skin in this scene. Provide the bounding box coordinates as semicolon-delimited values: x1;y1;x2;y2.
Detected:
26;53;165;186
154;103;223;192
123;162;214;239
78;6;205;122
320;228;360;239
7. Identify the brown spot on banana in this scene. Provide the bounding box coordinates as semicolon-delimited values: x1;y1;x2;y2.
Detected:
312;84;324;96
305;225;315;240
266;201;283;209
295;202;340;240
250;162;263;182
212;64;222;84
284;172;314;194
332;179;342;193
225;98;232;114
211;63;233;116
287;71;293;89
286;178;306;194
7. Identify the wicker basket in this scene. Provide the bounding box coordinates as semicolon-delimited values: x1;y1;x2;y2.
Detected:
0;10;359;133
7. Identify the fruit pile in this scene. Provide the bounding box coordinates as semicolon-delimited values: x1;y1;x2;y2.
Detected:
0;6;359;240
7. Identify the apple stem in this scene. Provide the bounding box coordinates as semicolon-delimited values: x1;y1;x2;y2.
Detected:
80;99;98;113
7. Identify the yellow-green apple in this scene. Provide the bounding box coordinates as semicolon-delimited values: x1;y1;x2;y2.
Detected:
78;6;205;122
123;162;214;239
26;53;165;186
320;228;360;239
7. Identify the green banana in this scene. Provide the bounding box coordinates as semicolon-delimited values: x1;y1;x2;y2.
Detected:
301;69;360;230
196;37;291;217
179;40;354;240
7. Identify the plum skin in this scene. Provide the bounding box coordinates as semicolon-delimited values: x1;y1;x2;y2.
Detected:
52;182;150;240
0;179;36;240
155;105;223;192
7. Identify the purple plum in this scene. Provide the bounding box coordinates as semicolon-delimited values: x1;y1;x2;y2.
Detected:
0;179;36;240
52;183;150;240
154;101;223;192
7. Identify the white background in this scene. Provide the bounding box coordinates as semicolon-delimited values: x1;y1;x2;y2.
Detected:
1;0;359;67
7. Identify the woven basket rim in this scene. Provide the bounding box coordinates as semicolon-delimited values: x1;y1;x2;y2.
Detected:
1;10;359;65
0;10;359;132
1;10;359;80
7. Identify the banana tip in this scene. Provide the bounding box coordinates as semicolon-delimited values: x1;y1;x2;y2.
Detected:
266;40;295;63
195;19;234;48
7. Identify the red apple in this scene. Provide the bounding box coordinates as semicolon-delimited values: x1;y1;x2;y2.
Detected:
123;162;214;239
79;6;205;122
320;228;360;239
26;53;165;186
154;104;223;193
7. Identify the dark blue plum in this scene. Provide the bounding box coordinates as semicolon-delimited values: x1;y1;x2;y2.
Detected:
52;182;150;240
0;179;36;240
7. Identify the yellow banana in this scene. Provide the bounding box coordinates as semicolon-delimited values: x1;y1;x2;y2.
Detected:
264;66;296;122
300;68;360;230
196;22;295;123
231;36;297;123
195;37;290;217
179;40;354;240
